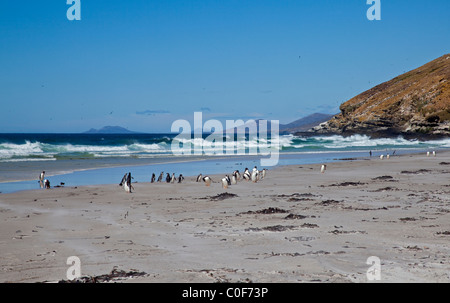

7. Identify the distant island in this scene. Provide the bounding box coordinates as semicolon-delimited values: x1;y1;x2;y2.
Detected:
279;113;335;134
83;126;140;134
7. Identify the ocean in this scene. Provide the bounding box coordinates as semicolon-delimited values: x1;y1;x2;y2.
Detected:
0;133;449;193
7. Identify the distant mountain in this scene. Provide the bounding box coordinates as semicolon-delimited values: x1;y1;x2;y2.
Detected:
280;113;336;134
313;54;450;139
220;114;335;135
83;126;139;134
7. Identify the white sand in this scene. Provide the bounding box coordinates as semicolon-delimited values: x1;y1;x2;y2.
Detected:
0;151;449;283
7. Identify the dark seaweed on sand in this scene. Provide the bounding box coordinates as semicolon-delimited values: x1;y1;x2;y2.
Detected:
57;268;147;283
208;192;238;201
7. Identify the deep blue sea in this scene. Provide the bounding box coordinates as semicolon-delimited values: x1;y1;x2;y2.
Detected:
0;133;449;193
1;133;449;162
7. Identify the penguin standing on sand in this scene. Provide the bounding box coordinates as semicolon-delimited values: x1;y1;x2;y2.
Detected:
170;173;176;183
124;172;132;193
231;172;237;185
321;164;327;173
203;176;212;186
233;170;241;181
221;176;230;189
119;173;128;186
44;179;50;189
251;169;259;183
157;172;164;182
151;173;156;183
261;168;267;179
178;174;184;183
166;173;171;183
196;174;203;182
39;171;45;182
243;168;251;181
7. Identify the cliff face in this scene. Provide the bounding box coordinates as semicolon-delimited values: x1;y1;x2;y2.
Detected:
314;54;450;139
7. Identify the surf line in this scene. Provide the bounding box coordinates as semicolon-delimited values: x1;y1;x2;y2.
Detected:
170;112;280;166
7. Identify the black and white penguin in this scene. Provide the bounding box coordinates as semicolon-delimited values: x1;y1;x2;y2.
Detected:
243;168;250;181
231;172;237;185
157;172;164;182
119;173;128;186
170;173;176;183
39;171;45;182
203;176;212;186
151;173;156;183
233;170;241;181
166;173;171;183
221;176;230;189
321;164;327;173
44;179;50;189
196;174;203;182
261;168;267;179
251;169;259;183
124;172;132;193
178;174;185;183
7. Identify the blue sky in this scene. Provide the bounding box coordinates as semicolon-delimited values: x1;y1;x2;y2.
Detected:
1;0;449;133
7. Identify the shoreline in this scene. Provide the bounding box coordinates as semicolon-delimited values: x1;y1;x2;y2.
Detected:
0;150;449;282
0;148;445;194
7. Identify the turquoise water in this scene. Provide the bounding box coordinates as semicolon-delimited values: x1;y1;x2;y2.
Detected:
0;133;448;194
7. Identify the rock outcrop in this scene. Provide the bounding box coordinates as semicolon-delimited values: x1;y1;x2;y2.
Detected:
313;54;450;139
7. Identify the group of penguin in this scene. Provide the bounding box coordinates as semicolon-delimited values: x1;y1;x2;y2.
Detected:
119;172;133;193
197;166;268;189
151;172;185;184
118;166;269;193
119;171;185;193
38;171;51;189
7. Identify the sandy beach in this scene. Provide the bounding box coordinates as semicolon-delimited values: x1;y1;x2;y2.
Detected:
0;151;449;283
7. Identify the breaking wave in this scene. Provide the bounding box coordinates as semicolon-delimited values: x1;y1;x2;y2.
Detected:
0;134;448;162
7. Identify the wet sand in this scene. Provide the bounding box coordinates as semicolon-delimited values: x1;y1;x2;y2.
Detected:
0;151;449;283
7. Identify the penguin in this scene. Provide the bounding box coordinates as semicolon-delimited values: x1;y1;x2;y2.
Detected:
203;176;212;186
233;170;241;181
261;168;267;179
433;151;436;157
231;173;237;185
151;173;156;183
39;171;45;182
178;174;184;183
243;168;251;181
427;151;430;157
221;176;230;189
44;179;50;189
386;154;390;159
380;155;384;160
119;173;128;186
157;172;164;182
196;174;203;182
124;172;132;193
321;164;327;173
166;173;171;183
251;169;259;183
170;173;176;183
